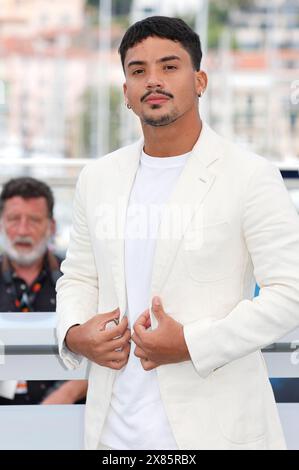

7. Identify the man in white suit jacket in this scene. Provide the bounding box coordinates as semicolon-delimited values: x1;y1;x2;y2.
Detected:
56;17;299;450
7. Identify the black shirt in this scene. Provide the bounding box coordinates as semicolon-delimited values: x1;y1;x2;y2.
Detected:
0;251;62;405
0;252;61;313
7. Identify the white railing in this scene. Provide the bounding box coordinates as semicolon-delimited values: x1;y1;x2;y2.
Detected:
0;312;87;380
0;312;87;450
0;404;85;450
0;313;299;449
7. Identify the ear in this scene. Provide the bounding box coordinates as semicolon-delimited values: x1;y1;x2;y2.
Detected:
123;82;128;103
195;70;208;97
49;218;56;236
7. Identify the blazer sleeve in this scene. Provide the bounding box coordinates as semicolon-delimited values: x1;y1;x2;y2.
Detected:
184;159;299;378
56;165;99;370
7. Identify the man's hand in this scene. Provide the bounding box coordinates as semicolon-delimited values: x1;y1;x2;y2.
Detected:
132;297;190;371
65;308;131;370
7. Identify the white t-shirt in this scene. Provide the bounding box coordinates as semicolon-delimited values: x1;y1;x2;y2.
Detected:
100;149;190;450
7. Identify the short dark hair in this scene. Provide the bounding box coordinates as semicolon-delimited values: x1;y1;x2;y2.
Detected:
119;16;202;71
0;177;54;218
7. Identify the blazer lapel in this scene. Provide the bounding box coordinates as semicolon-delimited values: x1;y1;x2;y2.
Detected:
105;139;143;318
149;123;223;327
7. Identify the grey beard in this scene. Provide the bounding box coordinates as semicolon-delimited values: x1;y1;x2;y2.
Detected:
1;232;50;267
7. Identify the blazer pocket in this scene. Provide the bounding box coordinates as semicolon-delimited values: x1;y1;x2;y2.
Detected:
183;221;238;282
211;354;267;444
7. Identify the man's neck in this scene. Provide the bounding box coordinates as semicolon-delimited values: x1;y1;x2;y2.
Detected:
142;113;202;157
10;257;44;287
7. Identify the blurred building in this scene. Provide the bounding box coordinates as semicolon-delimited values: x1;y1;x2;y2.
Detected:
0;0;84;36
231;0;299;51
208;0;299;160
130;0;199;22
0;0;89;159
0;0;298;162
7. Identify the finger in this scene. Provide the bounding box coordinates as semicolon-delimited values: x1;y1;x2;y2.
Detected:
107;343;131;369
151;296;165;323
105;315;128;340
145;315;152;330
134;309;150;328
117;316;130;335
134;346;148;360
108;358;128;370
118;327;131;343
97;308;120;330
133;322;151;341
140;358;156;371
133;310;150;338
131;332;143;348
110;328;131;350
105;343;130;362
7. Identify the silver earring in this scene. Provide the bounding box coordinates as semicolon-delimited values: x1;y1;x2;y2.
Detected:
126;103;131;109
198;90;204;98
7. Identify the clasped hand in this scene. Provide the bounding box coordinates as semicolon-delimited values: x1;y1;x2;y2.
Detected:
131;296;190;371
66;296;190;371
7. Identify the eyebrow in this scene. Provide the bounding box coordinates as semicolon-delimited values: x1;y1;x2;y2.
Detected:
127;55;181;68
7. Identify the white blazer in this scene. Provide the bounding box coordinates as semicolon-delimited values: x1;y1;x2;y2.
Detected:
56;122;299;450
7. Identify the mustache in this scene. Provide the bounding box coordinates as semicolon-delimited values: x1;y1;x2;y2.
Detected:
12;236;34;246
141;89;174;102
